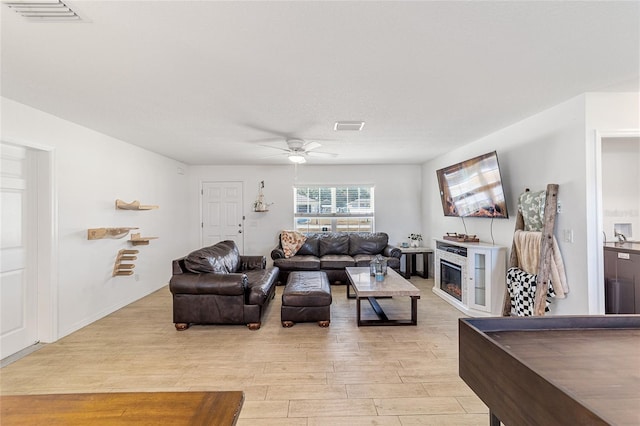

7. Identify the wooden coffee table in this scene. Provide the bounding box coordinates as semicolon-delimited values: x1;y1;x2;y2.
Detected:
0;391;244;425
345;267;421;326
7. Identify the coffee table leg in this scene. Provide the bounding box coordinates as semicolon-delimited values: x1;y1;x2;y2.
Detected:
347;281;356;299
357;297;362;326
405;254;413;279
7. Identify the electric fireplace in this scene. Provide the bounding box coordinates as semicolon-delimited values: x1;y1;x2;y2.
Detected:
440;259;463;301
433;239;507;317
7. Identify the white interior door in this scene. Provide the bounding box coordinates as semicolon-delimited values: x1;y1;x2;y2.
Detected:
201;182;244;252
1;143;37;359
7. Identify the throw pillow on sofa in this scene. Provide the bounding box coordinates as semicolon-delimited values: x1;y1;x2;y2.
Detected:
281;230;307;258
184;240;240;273
318;233;349;256
349;233;388;255
296;234;319;256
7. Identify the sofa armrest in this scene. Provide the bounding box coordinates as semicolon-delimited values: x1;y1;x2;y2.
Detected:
172;258;187;275
271;247;286;260
383;245;402;258
239;255;266;270
169;273;248;296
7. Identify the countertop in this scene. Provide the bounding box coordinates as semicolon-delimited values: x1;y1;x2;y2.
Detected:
604;241;640;254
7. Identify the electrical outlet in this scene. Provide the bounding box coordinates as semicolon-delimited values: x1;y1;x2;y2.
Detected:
557;201;562;214
134;274;140;282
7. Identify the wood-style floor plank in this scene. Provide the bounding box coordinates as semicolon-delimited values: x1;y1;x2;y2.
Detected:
0;277;487;424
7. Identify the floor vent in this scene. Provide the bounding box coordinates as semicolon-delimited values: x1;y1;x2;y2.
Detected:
3;0;82;22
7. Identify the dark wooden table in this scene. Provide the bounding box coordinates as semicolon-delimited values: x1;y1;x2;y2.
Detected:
397;247;433;279
0;391;244;425
459;316;640;426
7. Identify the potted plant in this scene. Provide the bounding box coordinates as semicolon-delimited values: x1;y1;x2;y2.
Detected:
408;233;422;248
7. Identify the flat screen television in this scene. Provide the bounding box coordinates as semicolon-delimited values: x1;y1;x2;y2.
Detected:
436;151;509;218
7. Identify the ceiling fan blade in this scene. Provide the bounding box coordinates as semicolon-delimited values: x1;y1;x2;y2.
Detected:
258;144;290;153
303;141;322;151
307;151;338;158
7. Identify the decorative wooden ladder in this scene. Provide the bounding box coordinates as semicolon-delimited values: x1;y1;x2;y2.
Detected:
502;183;559;316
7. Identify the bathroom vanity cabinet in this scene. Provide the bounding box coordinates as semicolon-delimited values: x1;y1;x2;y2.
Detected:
603;242;640;314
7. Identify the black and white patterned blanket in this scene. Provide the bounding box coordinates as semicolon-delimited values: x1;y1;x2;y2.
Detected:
506;267;556;316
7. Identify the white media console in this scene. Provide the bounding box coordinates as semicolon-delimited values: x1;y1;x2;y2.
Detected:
433;238;506;317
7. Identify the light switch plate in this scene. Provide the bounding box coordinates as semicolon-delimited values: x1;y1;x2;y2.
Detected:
563;229;573;243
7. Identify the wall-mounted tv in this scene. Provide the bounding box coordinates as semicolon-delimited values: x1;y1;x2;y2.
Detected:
436;151;509;218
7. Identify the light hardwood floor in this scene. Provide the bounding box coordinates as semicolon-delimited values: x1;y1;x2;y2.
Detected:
0;277;489;425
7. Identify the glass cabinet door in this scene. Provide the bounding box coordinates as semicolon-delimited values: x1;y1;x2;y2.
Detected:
470;251;489;311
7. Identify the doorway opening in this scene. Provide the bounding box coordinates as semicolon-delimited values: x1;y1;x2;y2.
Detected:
592;131;640;315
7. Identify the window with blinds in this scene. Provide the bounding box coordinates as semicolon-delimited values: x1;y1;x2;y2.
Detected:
294;185;374;233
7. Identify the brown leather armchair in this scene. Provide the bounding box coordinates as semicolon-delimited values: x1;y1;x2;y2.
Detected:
170;240;279;330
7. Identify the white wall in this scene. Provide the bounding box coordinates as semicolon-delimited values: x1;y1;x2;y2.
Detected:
423;92;640;315
424;95;588;315
188;164;423;259
1;97;190;339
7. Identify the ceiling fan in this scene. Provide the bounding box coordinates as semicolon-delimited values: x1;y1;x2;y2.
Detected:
261;138;338;163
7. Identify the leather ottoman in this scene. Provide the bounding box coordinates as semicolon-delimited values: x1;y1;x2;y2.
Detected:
281;271;332;327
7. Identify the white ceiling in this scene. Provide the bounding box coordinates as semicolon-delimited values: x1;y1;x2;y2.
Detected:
2;1;639;165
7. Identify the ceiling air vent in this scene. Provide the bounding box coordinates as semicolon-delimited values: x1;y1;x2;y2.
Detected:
334;121;365;131
4;0;82;22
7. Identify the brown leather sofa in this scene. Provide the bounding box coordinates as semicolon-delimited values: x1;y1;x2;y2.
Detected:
271;232;401;284
170;240;279;330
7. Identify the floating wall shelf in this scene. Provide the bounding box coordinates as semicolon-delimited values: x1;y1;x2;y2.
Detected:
88;227;138;240
129;232;158;246
115;199;159;210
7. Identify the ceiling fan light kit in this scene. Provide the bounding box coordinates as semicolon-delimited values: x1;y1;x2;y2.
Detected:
288;154;306;164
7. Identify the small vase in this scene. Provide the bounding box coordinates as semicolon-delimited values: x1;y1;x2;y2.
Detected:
410;240;420;248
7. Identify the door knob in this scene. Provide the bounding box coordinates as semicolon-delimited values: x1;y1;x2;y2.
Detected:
238;230;242;234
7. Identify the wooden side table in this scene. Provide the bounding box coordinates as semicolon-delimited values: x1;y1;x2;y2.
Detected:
398;247;433;279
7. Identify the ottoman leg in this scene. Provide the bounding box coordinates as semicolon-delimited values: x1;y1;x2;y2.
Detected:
282;321;295;328
175;323;189;331
318;320;330;328
247;322;261;330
